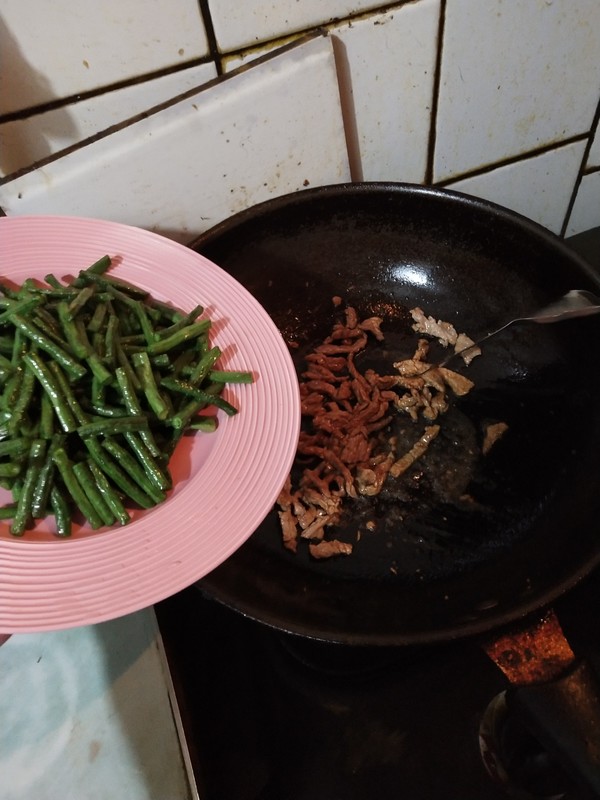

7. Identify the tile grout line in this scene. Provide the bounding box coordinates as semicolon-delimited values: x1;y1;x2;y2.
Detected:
560;96;600;237
197;0;223;76
435;133;590;189
425;0;446;186
0;59;213;125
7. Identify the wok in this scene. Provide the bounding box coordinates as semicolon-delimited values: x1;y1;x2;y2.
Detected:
192;183;600;648
192;183;600;792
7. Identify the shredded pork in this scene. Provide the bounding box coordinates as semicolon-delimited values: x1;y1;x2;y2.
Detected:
276;301;493;559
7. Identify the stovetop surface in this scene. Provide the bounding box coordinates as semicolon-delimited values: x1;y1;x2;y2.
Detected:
156;569;600;800
155;228;600;800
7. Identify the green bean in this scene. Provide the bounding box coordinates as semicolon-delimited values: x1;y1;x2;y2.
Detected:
50;486;72;536
76;269;149;300
154;304;204;341
0;255;250;536
8;365;36;436
40;393;55;439
85;437;155;509
188;416;218;433
123;432;171;492
132;351;169;420
22;353;77;432
10;313;86;381
0;296;43;324
187;346;221;386
66;284;95;319
57;303;111;385
11;439;47;535
87;300;108;333
0;438;32;458
0;504;17;519
31;435;65;518
44;274;66;291
101;438;166;505
47;361;89;427
0;462;23;478
115;367;160;456
52;446;104;529
104;312;119;368
116;344;141;392
77;416;149;438
83;254;112;276
146;320;211;356
72;461;115;527
86;459;130;526
209;369;253;384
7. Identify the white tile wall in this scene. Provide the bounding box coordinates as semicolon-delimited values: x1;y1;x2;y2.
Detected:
0;36;350;244
207;0;385;51
446;140;587;235
330;1;440;183
0;0;209;115
222;0;440;179
435;0;600;182
1;0;600;241
0;65;217;178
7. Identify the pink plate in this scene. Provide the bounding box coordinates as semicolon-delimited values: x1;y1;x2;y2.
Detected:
0;216;300;632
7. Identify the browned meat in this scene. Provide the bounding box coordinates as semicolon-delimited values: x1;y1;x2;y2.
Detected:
411;307;458;346
390;425;441;478
454;332;481;364
309;539;353;559
482;421;509;454
411;309;481;366
277;300;483;560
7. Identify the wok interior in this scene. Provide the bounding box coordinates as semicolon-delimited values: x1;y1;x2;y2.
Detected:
195;183;600;644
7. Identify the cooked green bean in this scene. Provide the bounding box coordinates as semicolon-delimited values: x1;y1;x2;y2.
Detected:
131;351;169;420
31;435;65;518
8;366;36;436
11;439;47;535
72;460;115;527
23;353;78;433
10;313;87;381
209;369;253;384
52;446;104;529
0;255;252;537
86;459;130;526
101;437;166;505
77;416;149;438
49;485;72;537
85;436;155;510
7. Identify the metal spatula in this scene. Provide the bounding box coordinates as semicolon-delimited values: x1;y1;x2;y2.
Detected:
443;289;600;367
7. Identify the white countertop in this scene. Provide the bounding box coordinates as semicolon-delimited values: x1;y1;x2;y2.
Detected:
0;608;196;800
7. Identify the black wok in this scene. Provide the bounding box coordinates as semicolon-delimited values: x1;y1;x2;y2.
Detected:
191;182;600;648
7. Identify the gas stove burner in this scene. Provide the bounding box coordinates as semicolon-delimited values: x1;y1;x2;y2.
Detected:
479;691;573;799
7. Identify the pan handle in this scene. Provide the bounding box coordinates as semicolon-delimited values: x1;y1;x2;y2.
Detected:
507;658;600;798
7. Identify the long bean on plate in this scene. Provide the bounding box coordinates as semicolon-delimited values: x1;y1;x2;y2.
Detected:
0;255;252;536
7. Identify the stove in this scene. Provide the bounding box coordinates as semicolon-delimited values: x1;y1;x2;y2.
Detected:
155;228;600;800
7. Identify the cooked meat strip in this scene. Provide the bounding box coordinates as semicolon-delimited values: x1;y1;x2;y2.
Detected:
482;421;509;454
309;539;353;559
389;425;441;478
277;300;481;559
411;307;458;346
454;332;481;365
439;367;474;396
